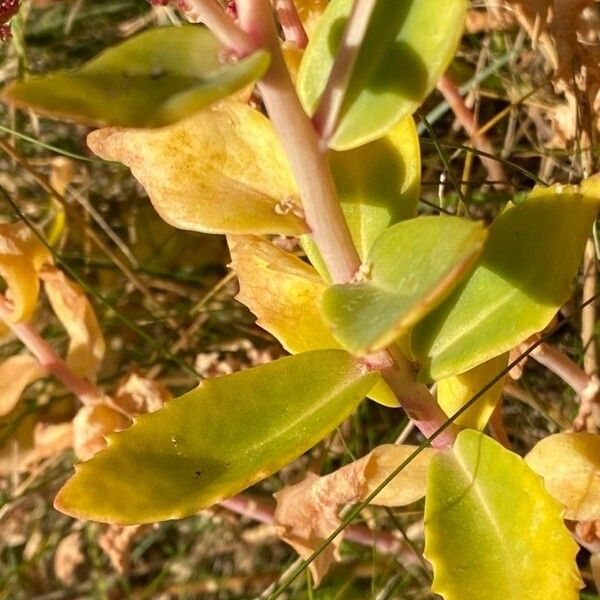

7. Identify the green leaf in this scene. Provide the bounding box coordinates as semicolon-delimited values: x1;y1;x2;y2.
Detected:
54;350;377;524
525;432;600;521
437;353;508;430
322;216;487;355
2;26;270;128
425;430;582;600
297;0;467;150
303;116;421;277
228;235;399;407
411;177;600;381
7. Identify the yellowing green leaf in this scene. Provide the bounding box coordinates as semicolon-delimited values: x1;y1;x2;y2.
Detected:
298;0;467;150
425;430;582;600
303;117;421;276
54;350;377;524
87;101;307;236
322;216;487;355
437;353;508;430
0;222;51;323
228;235;398;407
40;266;105;383
525;432;600;521
274;444;435;585
412;177;600;381
2;27;270;128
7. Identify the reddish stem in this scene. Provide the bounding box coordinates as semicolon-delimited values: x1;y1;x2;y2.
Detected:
0;297;100;404
273;0;308;48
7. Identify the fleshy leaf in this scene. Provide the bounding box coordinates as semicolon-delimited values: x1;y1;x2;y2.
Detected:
0;221;51;323
2;26;270;127
322;216;487;355
525;432;600;521
303;117;421;276
228;235;398;407
425;430;582;600
87;101;307;236
411;177;600;381
297;0;467;150
437;353;508;430
54;350;377;524
40;266;105;382
274;444;435;585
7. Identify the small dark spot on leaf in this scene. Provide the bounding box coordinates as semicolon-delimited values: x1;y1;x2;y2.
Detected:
195;470;203;478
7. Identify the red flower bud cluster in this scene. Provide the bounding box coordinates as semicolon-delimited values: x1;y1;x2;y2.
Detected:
0;0;19;42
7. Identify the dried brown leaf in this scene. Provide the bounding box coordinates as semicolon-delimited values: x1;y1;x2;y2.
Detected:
273;444;435;585
73;404;131;461
98;524;149;573
113;371;170;415
54;531;84;585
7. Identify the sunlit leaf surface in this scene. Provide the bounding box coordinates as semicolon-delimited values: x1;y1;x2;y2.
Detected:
3;27;270;127
437;353;508;430
298;0;467;150
55;350;377;524
87;101;307;236
411;178;600;381
322;216;486;355
526;432;600;521
425;430;582;600
303;117;421;276
228;235;398;407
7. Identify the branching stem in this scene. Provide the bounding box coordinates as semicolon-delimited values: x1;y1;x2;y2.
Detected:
311;0;377;148
0;297;101;404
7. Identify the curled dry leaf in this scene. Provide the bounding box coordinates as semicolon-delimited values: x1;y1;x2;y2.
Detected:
0;354;46;417
0;221;51;324
73;373;168;461
525;432;600;521
40;266;105;382
113;371;171;414
53;531;84;586
73;404;131;462
98;524;149;573
87;101;307;237
273;444;435;585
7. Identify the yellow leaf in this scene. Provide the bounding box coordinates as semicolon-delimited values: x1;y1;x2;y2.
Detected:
437;353;509;430
0;354;46;417
525;432;600;521
87;101;307;236
40;266;105;383
228;234;398;406
274;444;435;585
0;222;51;323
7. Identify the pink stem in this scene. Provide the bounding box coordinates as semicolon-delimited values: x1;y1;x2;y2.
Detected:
236;0;361;284
220;494;420;566
311;0;378;148
436;73;507;185
0;297;100;404
184;0;256;53
273;0;308;48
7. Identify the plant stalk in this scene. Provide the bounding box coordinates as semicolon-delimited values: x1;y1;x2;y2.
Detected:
311;0;378;148
0;297;100;404
236;0;361;284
